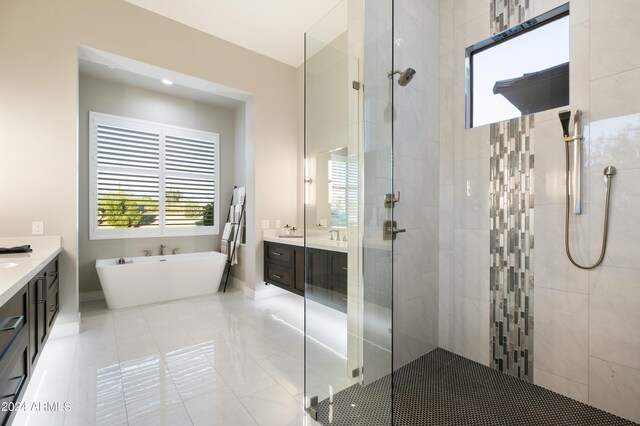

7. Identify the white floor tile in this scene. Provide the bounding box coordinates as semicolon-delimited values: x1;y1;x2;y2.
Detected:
240;384;306;426
184;389;258;425
16;290;308;425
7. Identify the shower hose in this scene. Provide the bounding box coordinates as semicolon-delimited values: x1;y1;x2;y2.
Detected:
564;142;615;270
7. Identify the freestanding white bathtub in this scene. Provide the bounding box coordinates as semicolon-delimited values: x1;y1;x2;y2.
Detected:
96;251;228;309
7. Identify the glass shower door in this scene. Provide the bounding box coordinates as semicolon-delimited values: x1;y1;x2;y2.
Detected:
304;0;394;424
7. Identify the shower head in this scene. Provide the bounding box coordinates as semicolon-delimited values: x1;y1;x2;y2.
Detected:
559;110;571;138
398;68;416;86
389;68;416;86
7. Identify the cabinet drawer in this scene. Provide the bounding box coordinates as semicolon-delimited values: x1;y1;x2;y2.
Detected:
0;287;27;361
264;263;293;288
265;243;293;266
45;257;59;294
0;328;28;426
328;252;348;277
46;284;59;331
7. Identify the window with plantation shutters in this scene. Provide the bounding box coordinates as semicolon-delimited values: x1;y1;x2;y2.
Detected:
90;112;219;239
328;155;357;228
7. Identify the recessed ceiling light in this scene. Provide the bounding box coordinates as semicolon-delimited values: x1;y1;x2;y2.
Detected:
161;79;173;86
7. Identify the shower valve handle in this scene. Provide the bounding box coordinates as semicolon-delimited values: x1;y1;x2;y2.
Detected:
383;220;406;240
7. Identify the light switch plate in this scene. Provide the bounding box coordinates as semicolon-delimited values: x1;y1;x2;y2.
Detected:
32;221;44;235
261;219;270;230
275;219;281;229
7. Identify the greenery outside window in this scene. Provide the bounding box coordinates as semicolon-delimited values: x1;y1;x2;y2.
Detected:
89;112;219;240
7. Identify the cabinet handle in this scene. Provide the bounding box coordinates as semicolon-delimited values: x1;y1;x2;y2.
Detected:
49;304;58;313
272;274;282;279
1;375;26;399
37;278;45;303
272;252;282;256
0;315;24;332
342;267;348;271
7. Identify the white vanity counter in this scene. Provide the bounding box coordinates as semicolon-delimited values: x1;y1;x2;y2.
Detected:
263;233;347;253
0;236;62;306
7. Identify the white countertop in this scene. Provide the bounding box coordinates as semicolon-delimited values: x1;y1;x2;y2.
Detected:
263;235;347;253
0;236;62;306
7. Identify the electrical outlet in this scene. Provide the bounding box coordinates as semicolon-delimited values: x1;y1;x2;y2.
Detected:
275;219;281;229
261;219;270;230
32;221;44;235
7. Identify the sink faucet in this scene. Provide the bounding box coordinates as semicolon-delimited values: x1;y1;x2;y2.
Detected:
160;244;166;255
329;230;340;241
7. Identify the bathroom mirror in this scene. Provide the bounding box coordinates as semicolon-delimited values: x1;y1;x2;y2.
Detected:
314;146;355;228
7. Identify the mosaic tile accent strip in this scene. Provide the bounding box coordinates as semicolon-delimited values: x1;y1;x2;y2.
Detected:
314;349;637;426
489;0;535;382
490;0;531;33
490;117;535;381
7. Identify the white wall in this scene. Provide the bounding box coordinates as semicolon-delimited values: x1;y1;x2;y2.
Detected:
438;0;492;366
393;0;440;369
533;1;640;422
439;0;640;422
0;0;300;328
78;74;236;294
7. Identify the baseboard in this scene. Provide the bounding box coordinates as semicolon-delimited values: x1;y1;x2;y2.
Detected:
80;290;105;302
243;285;255;299
231;277;245;290
50;312;81;339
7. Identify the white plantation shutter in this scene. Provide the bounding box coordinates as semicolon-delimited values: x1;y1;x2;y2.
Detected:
95;122;161;230
329;156;358;228
90;112;219;239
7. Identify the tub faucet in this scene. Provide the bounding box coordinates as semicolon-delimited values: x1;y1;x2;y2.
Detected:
160;244;166;255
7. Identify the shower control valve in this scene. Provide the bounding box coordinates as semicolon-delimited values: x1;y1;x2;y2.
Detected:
384;191;401;208
383;220;406;240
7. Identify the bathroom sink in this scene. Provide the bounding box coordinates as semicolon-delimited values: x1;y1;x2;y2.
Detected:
278;235;304;238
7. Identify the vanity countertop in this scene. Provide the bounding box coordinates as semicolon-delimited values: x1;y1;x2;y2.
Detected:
0;236;62;306
263;235;347;253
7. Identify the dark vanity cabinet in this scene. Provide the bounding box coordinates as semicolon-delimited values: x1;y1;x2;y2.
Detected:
307;249;347;312
264;242;304;296
28;256;59;368
327;251;348;310
264;241;347;312
0;255;59;425
0;286;29;426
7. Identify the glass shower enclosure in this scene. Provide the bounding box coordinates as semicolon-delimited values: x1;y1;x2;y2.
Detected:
305;0;640;425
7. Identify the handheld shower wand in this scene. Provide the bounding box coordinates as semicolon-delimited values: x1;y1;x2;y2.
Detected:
559;109;616;269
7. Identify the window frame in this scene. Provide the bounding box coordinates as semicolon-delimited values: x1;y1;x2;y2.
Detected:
465;2;570;128
89;111;220;240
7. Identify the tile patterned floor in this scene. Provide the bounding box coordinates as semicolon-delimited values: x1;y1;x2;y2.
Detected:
13;288;320;426
314;348;639;426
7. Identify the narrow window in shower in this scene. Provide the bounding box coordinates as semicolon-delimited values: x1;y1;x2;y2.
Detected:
466;3;569;128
